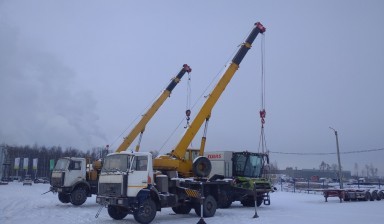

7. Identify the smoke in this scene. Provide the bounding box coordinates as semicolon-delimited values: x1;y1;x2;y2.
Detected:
0;21;107;150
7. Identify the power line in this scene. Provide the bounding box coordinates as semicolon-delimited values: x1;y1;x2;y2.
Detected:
269;147;384;156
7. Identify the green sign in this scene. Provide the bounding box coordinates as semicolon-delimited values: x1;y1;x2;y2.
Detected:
50;159;55;170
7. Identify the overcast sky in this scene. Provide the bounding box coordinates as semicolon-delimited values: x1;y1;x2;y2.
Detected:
1;0;383;176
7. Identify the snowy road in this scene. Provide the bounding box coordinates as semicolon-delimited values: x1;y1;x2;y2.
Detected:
1;182;383;224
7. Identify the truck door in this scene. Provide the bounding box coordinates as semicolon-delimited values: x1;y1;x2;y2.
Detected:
64;159;85;186
127;155;149;197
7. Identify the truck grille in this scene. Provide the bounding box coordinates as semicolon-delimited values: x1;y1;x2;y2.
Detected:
51;173;64;187
99;183;122;197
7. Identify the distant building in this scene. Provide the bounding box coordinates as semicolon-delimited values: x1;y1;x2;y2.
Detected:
272;167;351;181
0;146;6;179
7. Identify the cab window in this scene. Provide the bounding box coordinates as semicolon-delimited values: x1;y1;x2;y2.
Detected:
70;161;81;170
132;156;148;171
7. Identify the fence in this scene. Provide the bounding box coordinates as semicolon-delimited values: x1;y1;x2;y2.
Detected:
279;179;383;194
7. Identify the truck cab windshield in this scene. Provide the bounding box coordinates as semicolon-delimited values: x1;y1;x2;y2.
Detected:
54;158;69;171
233;153;263;178
102;154;132;172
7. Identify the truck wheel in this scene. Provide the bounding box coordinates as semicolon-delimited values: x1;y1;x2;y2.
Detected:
108;205;128;220
58;193;70;203
343;193;350;201
219;199;232;209
256;196;263;207
377;191;383;200
70;188;87;206
364;192;371;201
240;196;254;207
371;190;378;201
194;195;217;218
172;204;192;214
133;198;157;224
218;192;232;208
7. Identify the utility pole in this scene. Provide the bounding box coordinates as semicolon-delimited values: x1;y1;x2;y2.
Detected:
329;127;343;189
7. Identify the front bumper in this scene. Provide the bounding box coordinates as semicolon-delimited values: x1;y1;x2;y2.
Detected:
50;186;72;194
96;195;138;208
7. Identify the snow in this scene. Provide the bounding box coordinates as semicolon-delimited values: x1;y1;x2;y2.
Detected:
1;182;384;224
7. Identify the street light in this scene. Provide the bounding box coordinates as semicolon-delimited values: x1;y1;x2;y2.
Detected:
329;127;343;189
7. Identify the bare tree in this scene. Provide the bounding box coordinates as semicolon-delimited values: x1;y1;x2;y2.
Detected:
319;161;326;171
367;163;378;177
365;164;370;177
269;161;279;172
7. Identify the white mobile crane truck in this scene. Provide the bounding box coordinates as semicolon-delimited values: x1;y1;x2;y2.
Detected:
96;22;269;224
48;65;191;206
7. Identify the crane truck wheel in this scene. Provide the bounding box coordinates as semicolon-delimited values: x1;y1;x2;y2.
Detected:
192;156;212;177
194;195;217;218
377;191;383;200
256;196;263;207
219;200;232;209
371;190;378;201
58;193;70;203
240;195;262;207
172;204;192;214
218;191;232;208
133;198;156;224
240;196;253;207
70;187;87;206
343;193;350;201
364;191;371;201
107;205;128;220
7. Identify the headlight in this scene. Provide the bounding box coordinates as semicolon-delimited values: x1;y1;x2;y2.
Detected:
118;199;123;205
96;197;100;203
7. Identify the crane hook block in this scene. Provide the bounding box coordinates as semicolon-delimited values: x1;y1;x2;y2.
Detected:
259;109;266;119
260;109;266;125
186;109;191;117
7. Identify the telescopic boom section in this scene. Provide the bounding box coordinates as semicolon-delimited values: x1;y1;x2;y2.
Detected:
115;64;192;153
153;22;265;174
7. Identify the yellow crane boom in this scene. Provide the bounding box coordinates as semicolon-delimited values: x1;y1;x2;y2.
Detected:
115;64;192;152
154;23;266;177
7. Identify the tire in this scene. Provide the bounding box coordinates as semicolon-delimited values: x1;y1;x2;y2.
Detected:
377;191;384;201
58;193;70;203
240;195;254;207
70;188;87;206
256;196;263;207
364;192;371;201
219;199;232;209
218;191;232;209
133;199;157;224
172;204;192;214
371;191;377;201
240;195;262;207
343;193;350;201
194;195;217;218
107;205;128;220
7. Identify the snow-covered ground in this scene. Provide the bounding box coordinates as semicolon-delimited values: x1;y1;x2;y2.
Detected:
1;182;383;224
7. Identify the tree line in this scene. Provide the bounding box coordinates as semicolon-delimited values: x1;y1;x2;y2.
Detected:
319;161;379;178
1;143;105;179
